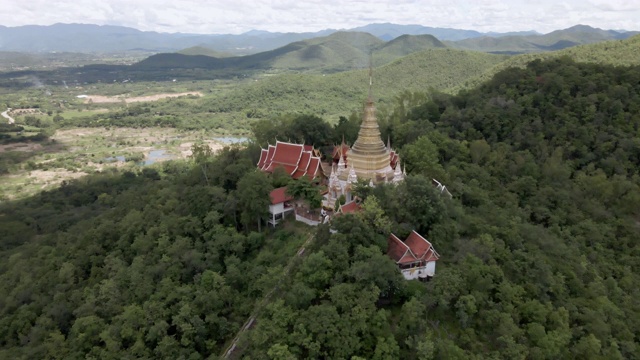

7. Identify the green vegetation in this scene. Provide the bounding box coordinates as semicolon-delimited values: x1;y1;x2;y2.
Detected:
237;57;640;358
1;35;640;359
448;24;636;54
457;34;640;91
0;144;316;359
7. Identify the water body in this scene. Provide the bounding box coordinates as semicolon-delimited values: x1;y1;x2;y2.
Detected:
214;136;249;144
103;155;125;162
143;150;173;165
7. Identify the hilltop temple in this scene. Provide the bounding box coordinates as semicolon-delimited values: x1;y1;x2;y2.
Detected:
325;68;404;208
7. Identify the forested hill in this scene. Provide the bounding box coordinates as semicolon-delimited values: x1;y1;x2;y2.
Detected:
241;57;640;358
458;34;640;91
1;57;639;359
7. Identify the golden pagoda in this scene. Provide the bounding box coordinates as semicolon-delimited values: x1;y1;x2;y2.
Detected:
346;66;395;183
324;62;403;208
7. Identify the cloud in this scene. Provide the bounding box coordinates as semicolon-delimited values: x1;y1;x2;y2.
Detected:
2;0;639;34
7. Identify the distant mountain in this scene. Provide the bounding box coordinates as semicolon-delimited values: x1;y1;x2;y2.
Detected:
0;23;331;55
138;32;385;73
373;34;446;65
348;23;484;41
177;46;233;58
449;24;639;53
138;32;455;74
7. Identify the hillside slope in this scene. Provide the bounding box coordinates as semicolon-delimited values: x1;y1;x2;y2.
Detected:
456;35;640;92
198;49;508;123
449;24;638;53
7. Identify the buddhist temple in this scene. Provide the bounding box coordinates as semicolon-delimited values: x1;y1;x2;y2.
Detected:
387;231;440;280
257;141;324;181
325;65;404;208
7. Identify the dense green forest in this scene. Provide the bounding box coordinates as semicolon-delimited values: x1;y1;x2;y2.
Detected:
1;56;639;359
238;57;640;358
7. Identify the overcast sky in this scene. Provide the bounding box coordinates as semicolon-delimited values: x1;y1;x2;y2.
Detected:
1;0;639;34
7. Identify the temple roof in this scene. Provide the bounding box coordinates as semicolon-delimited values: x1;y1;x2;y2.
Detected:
272;141;304;166
258;141;324;179
269;187;293;205
292;151;311;179
387;230;439;265
339;200;361;214
332;142;350;162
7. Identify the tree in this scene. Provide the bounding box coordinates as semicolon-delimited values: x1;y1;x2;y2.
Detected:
357;195;392;235
286;176;322;209
401;135;446;181
190;143;214;185
237;170;273;232
397;175;446;234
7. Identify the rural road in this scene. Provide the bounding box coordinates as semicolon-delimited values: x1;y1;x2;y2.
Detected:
1;108;15;124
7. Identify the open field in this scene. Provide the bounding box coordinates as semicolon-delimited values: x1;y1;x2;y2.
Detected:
0;127;226;201
80;91;203;103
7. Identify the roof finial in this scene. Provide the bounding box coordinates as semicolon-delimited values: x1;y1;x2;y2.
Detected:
368;51;373;101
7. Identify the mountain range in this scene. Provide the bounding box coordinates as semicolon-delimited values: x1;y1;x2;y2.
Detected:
134;31;447;73
0;23;636;55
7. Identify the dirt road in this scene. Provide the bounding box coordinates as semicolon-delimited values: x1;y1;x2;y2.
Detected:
1;108;15;124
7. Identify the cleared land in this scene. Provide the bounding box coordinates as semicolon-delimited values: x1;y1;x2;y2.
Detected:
80;91;203;103
0;127;225;201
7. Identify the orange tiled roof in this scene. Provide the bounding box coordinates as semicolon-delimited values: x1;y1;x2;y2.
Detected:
387;231;439;265
269;186;293;205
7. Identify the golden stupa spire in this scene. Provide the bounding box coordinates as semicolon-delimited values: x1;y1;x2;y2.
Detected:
346;51;394;183
368;52;373;102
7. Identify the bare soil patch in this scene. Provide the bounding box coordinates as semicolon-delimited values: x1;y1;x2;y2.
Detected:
179;141;224;157
0;142;43;153
8;108;45;116
82;92;203;104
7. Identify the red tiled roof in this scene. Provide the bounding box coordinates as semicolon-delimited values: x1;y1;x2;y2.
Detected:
390;150;399;169
257;149;269;168
272;141;304;166
258;141;324;180
266;163;296;175
306;157;322;179
339;200;361;214
405;230;432;259
387;231;439;265
387;233;413;264
292;151;312;179
332;143;350;161
262;145;276;170
269;187;293;205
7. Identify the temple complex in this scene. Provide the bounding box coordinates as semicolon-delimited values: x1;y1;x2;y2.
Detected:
325;67;404;208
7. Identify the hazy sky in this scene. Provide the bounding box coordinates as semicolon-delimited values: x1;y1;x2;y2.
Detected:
2;0;639;34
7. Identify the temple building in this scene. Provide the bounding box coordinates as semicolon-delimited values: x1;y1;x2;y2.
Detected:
387;231;440;280
325;69;404;208
268;187;294;226
257;141;324;181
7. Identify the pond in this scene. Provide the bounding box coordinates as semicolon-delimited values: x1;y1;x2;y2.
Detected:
213;136;249;144
103;155;125;162
143;150;173;165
